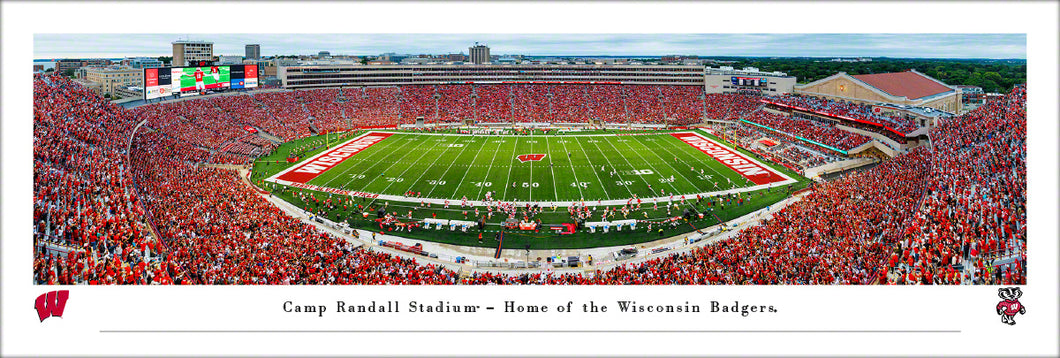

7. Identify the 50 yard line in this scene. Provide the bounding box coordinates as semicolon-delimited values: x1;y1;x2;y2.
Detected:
501;138;519;201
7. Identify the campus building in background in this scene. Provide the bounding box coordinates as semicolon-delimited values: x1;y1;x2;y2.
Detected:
122;56;163;69
80;65;142;98
469;43;490;64
172;39;214;66
245;44;261;60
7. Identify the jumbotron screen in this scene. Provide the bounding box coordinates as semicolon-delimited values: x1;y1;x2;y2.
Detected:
144;64;258;100
731;76;769;87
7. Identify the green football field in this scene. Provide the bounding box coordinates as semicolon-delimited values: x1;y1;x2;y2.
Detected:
271;131;793;203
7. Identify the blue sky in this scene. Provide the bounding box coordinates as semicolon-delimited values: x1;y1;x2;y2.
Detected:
34;34;1026;59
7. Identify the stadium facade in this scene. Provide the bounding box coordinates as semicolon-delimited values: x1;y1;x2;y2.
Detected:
278;64;795;95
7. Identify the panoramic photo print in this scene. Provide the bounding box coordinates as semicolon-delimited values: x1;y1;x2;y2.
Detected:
32;33;1027;286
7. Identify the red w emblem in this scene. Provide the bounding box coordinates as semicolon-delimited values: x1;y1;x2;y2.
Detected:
517;154;546;162
35;290;69;322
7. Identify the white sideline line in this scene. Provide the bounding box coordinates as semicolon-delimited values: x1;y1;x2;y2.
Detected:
366;130;670;138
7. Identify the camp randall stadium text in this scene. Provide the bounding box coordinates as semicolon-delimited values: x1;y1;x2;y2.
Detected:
283;300;777;317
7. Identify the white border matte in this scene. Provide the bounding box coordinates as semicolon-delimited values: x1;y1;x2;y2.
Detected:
4;1;1057;357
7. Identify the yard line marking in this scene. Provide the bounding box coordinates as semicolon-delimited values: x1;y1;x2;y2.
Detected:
631;136;710;194
621;135;687;195
545;137;559;201
317;135;405;189
601;136;658;197
501;138;519;201
424;137;475;197
558;139;585;200
344;135;437;192
663;135;737;190
451;138;491;198
475;139;506;199
529;138;534;201
582;137;635;198
400;135;460;195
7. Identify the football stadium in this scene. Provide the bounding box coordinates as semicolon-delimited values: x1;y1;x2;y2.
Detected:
33;62;1026;285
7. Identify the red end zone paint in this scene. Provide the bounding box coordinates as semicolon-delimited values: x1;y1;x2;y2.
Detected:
671;133;787;185
276;133;393;183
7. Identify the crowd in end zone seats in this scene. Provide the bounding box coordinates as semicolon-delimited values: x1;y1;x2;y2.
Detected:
887;85;1026;285
764;94;920;134
703;93;762;121
715;122;838;172
743;111;873;151
33;73;1025;285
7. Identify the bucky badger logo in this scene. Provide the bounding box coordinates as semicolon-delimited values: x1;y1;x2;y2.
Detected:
995;287;1025;325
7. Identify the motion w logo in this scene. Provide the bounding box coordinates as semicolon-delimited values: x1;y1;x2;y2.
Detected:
34;290;69;322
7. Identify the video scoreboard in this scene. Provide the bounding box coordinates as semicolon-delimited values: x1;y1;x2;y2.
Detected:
144;64;258;100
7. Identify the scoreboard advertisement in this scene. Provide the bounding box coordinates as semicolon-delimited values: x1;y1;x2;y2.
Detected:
144;64;258;100
731;76;769;87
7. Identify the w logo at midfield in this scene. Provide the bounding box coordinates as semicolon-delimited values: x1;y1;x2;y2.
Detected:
517;154;546;162
34;290;69;322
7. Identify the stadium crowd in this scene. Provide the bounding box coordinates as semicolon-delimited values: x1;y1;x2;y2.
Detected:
886;85;1026;285
33;73;1025;286
763;94;920;134
742;111;873;151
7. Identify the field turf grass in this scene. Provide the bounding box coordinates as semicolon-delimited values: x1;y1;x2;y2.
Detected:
250;129;810;250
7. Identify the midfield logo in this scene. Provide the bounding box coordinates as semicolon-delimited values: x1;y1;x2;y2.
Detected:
35;290;70;322
517;154;546;162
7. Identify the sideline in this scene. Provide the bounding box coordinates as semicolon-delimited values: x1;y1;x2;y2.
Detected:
240;164;810;275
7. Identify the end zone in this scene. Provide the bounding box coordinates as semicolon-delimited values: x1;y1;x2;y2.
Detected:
268;131;392;184
673;131;791;185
